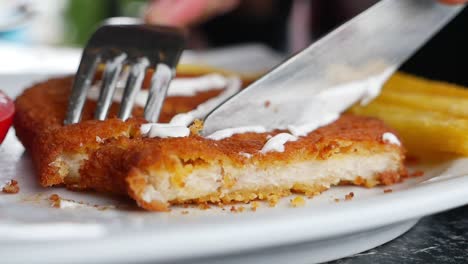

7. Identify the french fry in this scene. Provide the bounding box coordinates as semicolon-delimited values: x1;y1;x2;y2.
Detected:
350;102;468;155
176;64;262;82
384;72;468;99
373;91;468;118
350;72;468;156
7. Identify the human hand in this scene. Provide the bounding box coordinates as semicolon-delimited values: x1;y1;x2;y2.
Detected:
145;0;466;27
439;0;468;4
145;0;240;27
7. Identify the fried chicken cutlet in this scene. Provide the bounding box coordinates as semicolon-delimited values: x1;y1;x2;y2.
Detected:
14;72;407;211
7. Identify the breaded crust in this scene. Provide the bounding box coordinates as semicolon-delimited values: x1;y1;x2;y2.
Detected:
14;76;222;186
14;75;407;211
78;116;406;210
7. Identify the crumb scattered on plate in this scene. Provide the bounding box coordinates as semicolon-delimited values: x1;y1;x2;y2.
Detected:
2;179;19;194
229;205;245;213
48;194;61;207
48;194;115;210
353;176;379;188
290;196;306;207
250;201;259;211
48;194;87;209
345;192;355;200
267;196;279;207
198;203;211;210
384;189;393;193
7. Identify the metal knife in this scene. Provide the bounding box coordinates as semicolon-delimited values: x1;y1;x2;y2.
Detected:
202;0;465;135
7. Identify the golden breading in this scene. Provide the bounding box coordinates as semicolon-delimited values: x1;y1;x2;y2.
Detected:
14;75;407;211
14;76;222;186
77;116;406;211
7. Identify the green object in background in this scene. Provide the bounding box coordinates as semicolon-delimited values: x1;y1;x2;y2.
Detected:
64;0;111;46
64;0;146;47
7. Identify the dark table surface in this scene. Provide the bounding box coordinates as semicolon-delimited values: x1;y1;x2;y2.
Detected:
334;9;468;263
175;205;468;264
331;205;468;264
336;9;468;263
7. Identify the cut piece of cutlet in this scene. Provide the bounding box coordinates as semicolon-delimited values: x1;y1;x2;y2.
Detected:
14;74;407;211
14;75;223;187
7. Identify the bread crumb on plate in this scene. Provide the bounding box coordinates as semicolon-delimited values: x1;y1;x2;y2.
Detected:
2;180;19;194
345;192;354;200
290;196;306;207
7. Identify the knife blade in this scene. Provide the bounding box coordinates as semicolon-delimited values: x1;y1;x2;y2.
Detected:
202;0;464;136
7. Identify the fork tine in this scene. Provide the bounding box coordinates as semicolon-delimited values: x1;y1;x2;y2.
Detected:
64;55;101;125
94;53;127;120
118;57;150;121
65;25;185;125
144;63;174;123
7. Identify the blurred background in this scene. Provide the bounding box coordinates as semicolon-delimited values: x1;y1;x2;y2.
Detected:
0;0;466;85
0;0;146;45
0;0;381;49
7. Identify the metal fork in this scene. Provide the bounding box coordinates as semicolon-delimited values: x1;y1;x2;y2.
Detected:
64;24;185;125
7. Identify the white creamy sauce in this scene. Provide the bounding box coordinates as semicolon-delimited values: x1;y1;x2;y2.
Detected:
87;73;229;106
141;68;392;145
276;67;394;137
168;113;195;127
287;113;340;137
86;72;241;139
140;123;190;138
207;68;393;148
382;132;401;146
89;68;393;151
206;126;266;140
141;76;242;138
360;67;396;105
261;133;298;154
279;67;396;137
317;67;395;106
165;74;228;96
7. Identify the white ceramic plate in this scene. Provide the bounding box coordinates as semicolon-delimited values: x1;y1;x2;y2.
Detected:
0;45;467;264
